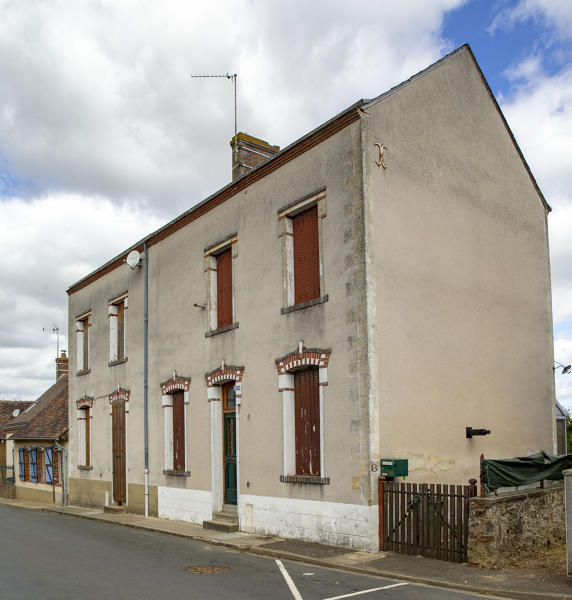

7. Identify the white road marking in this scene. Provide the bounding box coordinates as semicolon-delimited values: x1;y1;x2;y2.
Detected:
321;582;409;600
276;559;304;600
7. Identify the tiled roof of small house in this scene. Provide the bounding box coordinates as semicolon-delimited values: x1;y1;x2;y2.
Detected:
10;376;68;441
0;400;34;439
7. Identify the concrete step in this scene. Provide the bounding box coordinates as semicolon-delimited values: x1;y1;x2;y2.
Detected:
211;511;238;523
104;505;128;514
202;519;239;533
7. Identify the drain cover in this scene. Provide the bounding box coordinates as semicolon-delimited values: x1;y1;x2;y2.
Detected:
185;565;229;574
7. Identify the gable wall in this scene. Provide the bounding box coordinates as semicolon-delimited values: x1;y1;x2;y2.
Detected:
363;47;555;484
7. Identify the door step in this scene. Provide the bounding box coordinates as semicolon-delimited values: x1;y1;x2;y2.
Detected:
203;511;238;532
104;505;128;514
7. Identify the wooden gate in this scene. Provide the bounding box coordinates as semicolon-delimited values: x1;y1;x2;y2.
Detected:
379;481;475;562
112;400;126;505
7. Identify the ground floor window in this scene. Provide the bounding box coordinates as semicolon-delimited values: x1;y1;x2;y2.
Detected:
161;375;190;476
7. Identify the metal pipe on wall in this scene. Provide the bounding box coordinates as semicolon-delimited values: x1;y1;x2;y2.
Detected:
144;243;149;517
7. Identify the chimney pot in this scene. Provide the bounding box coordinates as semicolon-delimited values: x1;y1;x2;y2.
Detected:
56;350;69;380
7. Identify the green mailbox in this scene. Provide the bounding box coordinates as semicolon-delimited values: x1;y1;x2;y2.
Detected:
380;458;408;478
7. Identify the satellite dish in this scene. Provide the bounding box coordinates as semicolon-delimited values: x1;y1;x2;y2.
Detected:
12;408;20;417
126;250;141;269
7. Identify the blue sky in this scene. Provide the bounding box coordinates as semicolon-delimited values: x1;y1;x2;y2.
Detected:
0;0;571;408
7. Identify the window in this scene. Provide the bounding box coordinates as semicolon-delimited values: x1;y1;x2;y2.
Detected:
75;312;91;374
161;376;190;476
294;368;320;475
24;449;30;481
293;206;320;305
37;449;44;483
278;190;328;313
109;294;127;364
76;397;93;468
204;236;238;336
276;346;331;484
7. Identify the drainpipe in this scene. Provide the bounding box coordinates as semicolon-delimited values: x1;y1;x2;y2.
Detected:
53;439;68;506
143;243;149;517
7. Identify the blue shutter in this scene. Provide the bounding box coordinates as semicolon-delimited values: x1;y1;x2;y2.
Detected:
45;448;53;484
30;448;37;483
18;448;25;480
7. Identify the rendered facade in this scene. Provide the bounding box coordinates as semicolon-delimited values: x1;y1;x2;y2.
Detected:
67;45;555;551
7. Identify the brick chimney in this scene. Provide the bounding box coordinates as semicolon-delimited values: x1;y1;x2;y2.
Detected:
56;351;68;380
231;132;279;181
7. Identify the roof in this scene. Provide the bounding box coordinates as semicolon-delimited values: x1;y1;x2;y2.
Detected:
0;400;34;439
9;376;68;441
67;44;549;296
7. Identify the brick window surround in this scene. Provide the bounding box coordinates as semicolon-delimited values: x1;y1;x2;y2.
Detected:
75;311;91;375
275;345;330;484
204;235;239;337
161;375;191;476
278;189;328;313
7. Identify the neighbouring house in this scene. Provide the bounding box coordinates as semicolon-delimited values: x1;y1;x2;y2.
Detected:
66;45;555;551
0;400;34;489
9;353;69;504
556;400;568;455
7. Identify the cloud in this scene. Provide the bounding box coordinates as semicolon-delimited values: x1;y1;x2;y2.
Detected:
0;193;162;399
0;0;464;217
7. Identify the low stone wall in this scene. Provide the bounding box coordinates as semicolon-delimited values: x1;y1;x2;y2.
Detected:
468;484;564;569
0;483;15;498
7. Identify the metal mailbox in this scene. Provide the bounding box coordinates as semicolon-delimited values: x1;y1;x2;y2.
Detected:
380;458;408;478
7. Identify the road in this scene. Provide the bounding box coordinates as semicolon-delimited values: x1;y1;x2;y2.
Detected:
0;505;495;600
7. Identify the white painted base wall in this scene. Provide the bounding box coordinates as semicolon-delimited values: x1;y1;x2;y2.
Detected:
158;487;212;524
239;494;379;552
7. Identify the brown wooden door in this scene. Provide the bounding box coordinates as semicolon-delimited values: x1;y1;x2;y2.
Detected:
294;368;320;476
112;401;126;504
173;391;185;472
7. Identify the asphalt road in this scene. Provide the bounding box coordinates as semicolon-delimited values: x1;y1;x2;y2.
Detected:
0;505;495;600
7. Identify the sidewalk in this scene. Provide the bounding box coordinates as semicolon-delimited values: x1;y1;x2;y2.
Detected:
1;496;569;600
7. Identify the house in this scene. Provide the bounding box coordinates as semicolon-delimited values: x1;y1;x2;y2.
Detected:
66;45;555;551
9;353;69;504
0;400;34;489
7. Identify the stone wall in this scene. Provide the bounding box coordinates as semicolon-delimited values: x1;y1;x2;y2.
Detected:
468;484;564;568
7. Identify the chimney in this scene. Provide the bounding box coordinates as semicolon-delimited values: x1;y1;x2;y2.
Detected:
231;132;279;181
56;351;68;380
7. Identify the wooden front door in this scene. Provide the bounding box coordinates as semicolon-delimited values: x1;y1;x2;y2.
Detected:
112;400;126;505
222;384;237;505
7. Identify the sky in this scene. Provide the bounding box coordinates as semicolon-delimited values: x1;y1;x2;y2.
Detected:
0;0;571;408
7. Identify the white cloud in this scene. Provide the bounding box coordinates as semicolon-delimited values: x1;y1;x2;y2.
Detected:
0;193;162;399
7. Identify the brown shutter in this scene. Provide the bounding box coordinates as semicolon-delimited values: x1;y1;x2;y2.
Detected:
173;391;185;471
85;407;91;467
293;205;320;304
82;319;89;370
24;450;30;481
53;451;60;484
217;248;233;329
112;402;126;503
294;368;320;476
117;303;125;360
37;450;44;483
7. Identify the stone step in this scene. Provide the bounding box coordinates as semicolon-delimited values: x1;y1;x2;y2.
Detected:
212;511;238;523
104;504;128;514
202;519;239;533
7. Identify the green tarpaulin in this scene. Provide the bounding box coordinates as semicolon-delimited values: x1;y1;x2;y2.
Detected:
482;451;572;494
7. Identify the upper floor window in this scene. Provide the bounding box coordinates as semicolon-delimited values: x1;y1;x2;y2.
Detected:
278;189;328;313
204;235;239;336
75;311;91;374
109;294;127;365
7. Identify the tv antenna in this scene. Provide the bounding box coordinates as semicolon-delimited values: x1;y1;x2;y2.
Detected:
43;324;60;357
191;73;238;158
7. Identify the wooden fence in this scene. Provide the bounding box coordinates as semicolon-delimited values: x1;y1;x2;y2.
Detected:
379;480;476;562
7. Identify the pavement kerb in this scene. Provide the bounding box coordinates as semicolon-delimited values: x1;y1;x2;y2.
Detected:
2;499;570;600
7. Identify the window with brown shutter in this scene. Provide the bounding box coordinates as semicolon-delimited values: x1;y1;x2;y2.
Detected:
53;451;60;484
217;248;233;329
293;205;320;305
24;450;30;482
116;302;125;360
173;391;185;472
37;450;44;483
294;368;320;476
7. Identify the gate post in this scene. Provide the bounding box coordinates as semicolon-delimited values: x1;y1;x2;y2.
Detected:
378;476;387;551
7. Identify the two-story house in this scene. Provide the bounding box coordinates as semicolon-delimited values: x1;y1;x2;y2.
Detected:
67;45;555;551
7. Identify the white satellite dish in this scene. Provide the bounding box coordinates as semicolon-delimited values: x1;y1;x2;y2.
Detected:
126;250;141;269
12;408;20;417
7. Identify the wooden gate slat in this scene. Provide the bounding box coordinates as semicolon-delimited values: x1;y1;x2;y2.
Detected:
406;483;412;555
412;483;419;555
435;484;441;560
443;484;449;562
455;485;462;562
463;485;470;562
387;481;394;551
